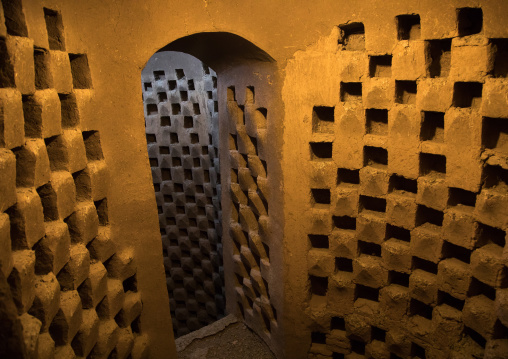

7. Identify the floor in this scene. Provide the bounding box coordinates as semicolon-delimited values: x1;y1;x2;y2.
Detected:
175;315;276;359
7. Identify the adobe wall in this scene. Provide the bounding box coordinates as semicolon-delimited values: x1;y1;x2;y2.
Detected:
0;0;507;358
282;2;508;358
220;61;285;357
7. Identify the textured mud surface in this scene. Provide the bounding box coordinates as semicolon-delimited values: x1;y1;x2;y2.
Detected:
177;315;275;359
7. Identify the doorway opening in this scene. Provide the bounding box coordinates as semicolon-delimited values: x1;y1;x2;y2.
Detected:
141;33;281;355
142;51;224;338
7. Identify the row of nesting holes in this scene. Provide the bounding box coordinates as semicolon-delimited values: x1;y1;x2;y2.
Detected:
228;85;275;334
311;317;427;359
144;67;218;116
1;2;93;90
339;9;507;78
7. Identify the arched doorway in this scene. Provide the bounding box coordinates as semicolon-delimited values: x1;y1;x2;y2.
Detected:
141;33;284;357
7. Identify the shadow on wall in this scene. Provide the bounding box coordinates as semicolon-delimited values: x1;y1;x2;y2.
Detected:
159;32;275;70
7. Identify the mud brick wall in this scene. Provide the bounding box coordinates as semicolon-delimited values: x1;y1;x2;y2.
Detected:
283;5;508;359
3;1;508;358
141;52;224;337
227;85;273;331
219;61;285;358
0;2;152;358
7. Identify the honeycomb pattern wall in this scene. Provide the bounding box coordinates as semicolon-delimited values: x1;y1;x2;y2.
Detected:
0;1;148;358
296;8;508;359
141;52;224;337
226;85;277;337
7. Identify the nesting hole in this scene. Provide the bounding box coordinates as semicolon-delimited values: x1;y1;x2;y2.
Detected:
340;82;362;102
372;327;386;342
416;205;443;227
355;284;379;302
180;90;188;101
227;86;236;101
335;257;353;272
448;187;476;208
350;340;366;355
82;131;103;161
338;22;365;51
333;216;356;230
157;92;167;102
245;86;255;103
389;175;417;195
437;290;464;311
441;241;471;264
427;39;451;78
160;116;171;127
69;54;93;89
153;71;165;81
482;165;508;190
395;80;417;105
309;275;328;296
184;116;193;128
172;157;181;166
146;104;158;116
369;55;392;78
412;256;438;274
396;14;421;40
421;111;444;142
172;103;181;115
475;223;505;248
482;117;508;154
34;48;52;89
419;153;446;177
410;343;426;359
310;142;333;160
457;8;483;36
173;69;184;80
3;0;28;37
123;275;138;292
389;271;410;287
149;158;158;167
366;109;388;136
491;39;508;78
364;146;388;168
337;168;360;185
309;234;329;248
360;195;386;213
358;240;381;257
311;331;327;344
386;224;411;242
409;298;433;319
94;199;108;225
161;168;172;181
311;188;331;206
453;82;482;108
463;326;486;348
331;317;346;331
0;38;15;88
312;106;334;134
59;94;79;128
